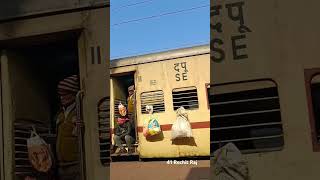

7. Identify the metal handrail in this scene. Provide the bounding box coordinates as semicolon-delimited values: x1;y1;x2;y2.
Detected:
76;90;86;180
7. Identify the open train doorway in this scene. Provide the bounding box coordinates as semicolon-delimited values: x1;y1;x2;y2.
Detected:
110;72;139;158
1;32;85;180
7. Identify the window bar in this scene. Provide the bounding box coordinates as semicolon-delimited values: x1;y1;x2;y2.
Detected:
173;100;199;104
211;109;281;118
211;96;279;106
211;122;282;130
173;96;198;100
172;91;197;96
211;134;283;143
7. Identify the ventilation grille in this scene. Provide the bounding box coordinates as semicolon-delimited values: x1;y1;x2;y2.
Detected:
172;87;199;110
98;97;110;166
209;81;284;155
140;91;165;113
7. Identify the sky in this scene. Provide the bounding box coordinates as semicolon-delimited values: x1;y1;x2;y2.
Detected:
110;0;210;60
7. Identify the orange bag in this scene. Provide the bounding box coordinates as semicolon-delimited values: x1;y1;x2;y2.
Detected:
27;128;52;173
118;103;127;117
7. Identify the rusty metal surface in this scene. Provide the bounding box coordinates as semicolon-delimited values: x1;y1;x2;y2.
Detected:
0;0;109;21
110;160;210;180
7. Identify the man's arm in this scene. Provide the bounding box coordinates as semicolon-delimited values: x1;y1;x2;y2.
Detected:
120;122;132;138
133;91;136;104
115;126;121;136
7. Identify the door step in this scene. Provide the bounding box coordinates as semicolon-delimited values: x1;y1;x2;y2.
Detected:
111;152;139;157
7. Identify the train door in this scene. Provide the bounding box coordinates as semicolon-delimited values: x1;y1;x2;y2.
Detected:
110;72;139;157
0;37;86;180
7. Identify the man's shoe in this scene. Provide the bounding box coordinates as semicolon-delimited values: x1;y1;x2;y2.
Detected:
117;148;127;155
128;147;135;155
111;145;118;154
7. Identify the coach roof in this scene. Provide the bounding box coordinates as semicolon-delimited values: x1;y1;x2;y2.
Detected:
110;44;209;68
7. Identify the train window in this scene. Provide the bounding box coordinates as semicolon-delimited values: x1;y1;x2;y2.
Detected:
304;70;320;151
209;80;284;155
310;74;320;147
141;90;165;113
172;87;199;110
310;76;320;141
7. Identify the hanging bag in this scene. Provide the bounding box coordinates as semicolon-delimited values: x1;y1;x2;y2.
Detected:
143;105;161;137
171;106;193;140
27;127;53;173
147;116;161;136
118;102;127;117
143;115;161;137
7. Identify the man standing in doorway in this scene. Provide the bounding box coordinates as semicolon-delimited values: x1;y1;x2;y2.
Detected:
127;85;136;138
56;75;81;180
127;85;135;118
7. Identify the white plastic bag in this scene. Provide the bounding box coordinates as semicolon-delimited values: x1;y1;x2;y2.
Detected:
171;106;193;140
212;143;249;180
27;127;52;173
